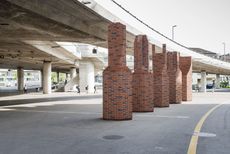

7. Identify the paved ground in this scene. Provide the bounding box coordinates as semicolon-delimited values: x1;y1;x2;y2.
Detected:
0;92;229;154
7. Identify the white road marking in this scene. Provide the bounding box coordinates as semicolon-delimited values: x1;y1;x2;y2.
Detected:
0;108;189;119
193;132;216;137
0;107;15;111
135;114;189;119
0;109;101;115
1;100;102;108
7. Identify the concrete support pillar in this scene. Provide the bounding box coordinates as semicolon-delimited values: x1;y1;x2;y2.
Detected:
79;62;95;93
70;67;77;79
216;74;220;89
65;73;68;80
180;57;192;101
40;70;43;88
132;35;153;112
103;22;132;120
57;72;60;83
152;44;169;107
200;71;207;93
17;67;24;92
167;52;182;104
43;61;52;94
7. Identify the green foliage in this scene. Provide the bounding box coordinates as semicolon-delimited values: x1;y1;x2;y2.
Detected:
59;73;66;82
220;81;229;88
51;72;66;83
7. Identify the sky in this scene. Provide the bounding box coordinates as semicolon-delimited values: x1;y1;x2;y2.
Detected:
95;0;230;54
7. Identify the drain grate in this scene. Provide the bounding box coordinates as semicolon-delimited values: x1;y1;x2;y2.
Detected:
103;135;124;140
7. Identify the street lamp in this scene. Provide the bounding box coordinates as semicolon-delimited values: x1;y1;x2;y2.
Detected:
223;42;226;61
172;25;177;41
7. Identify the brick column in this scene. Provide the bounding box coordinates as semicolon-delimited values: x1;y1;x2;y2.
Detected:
152;44;169;107
103;22;132;120
179;56;192;101
132;35;153;112
167;52;182;104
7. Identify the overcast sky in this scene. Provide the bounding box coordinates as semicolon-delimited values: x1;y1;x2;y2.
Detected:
95;0;230;54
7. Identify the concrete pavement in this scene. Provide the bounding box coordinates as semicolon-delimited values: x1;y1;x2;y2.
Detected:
0;92;229;154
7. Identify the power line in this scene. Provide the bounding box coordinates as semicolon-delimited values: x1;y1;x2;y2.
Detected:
110;0;189;49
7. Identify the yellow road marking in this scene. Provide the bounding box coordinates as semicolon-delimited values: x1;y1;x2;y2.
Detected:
187;104;222;154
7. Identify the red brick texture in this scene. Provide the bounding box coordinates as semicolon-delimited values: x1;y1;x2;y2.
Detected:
103;22;132;120
149;72;154;107
167;52;182;104
132;35;153;112
179;56;192;101
152;44;169;107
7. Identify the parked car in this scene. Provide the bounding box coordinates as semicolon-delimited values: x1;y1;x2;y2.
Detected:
206;84;213;89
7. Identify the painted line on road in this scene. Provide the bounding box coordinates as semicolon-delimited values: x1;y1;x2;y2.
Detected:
135;114;189;119
0;107;15;111
1;108;189;119
0;108;101;115
187;104;223;154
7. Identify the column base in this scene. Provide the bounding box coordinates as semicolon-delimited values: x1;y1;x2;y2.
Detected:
103;66;132;121
132;72;153;112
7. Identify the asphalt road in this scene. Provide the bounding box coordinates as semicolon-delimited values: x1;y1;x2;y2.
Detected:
0;92;229;154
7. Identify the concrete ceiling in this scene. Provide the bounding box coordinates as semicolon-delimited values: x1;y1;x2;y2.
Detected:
0;0;230;75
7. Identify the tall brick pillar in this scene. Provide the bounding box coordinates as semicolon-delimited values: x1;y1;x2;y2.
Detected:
152;44;169;107
179;56;192;101
132;35;153;112
103;22;132;120
167;52;182;104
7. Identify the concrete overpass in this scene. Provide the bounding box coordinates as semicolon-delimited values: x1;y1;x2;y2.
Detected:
0;0;230;94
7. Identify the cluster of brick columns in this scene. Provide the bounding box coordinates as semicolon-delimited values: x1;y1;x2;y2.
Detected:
103;22;192;120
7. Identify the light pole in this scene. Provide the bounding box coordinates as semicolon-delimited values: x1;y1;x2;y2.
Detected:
223;42;226;61
172;25;177;41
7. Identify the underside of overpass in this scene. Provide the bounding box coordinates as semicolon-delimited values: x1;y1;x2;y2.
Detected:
1;0;230;75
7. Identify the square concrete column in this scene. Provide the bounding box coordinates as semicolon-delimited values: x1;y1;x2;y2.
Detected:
70;67;77;79
179;57;192;100
17;67;24;92
103;22;132;120
152;44;169;107
132;35;153;112
216;74;220;89
200;71;207;93
43;61;52;94
167;52;182;104
40;70;43;89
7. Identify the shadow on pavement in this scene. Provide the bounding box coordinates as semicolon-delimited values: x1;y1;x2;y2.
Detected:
0;95;102;106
